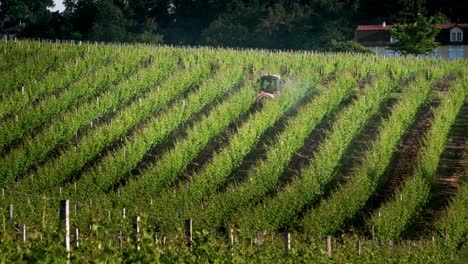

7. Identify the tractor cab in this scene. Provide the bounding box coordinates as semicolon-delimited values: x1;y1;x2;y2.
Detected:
260;74;282;94
256;74;283;108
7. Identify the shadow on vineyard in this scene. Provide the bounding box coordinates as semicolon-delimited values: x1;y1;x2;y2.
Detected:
406;101;468;238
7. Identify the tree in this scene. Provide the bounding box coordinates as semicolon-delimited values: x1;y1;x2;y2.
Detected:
63;0;98;38
329;40;372;53
0;0;53;29
90;0;127;41
388;14;440;56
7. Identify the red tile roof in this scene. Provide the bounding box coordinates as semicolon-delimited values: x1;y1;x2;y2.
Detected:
356;23;468;31
356;25;393;31
439;23;468;29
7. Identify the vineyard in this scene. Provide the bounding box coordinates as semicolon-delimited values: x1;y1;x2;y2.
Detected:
0;40;466;263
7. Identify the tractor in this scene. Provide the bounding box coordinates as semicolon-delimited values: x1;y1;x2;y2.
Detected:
256;74;283;107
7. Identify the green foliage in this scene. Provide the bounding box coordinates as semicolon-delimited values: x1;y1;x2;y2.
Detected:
0;0;54;27
388;14;440;56
371;69;467;240
329;40;372;53
299;64;453;237
0;40;466;261
200;2;356;51
90;0;127;41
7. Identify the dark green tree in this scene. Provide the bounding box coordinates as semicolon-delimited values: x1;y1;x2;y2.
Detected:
0;0;53;29
90;0;127;41
388;14;440;56
63;0;98;38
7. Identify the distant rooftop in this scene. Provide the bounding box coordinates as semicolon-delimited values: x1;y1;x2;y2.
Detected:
356;23;468;31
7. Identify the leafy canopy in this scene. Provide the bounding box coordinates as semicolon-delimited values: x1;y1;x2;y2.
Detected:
388;14;440;56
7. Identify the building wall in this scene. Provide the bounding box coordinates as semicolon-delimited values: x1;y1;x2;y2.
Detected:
356;27;468;47
368;45;468;60
437;28;468;45
354;30;390;46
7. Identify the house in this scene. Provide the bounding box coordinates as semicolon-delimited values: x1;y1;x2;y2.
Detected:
436;24;468;45
1;23;26;40
355;22;468;59
354;22;393;47
355;22;468;46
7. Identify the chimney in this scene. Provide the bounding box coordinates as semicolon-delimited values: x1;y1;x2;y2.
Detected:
382;21;386;27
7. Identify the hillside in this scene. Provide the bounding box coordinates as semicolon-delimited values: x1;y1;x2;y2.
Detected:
0;40;466;262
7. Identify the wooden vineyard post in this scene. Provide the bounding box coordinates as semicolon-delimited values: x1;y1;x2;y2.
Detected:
60;200;71;259
256;232;264;250
284;232;291;255
228;227;234;245
357;240;362;256
326;236;332;257
185;219;192;248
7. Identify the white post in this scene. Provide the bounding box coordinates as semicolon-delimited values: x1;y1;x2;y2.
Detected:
75;228;80;247
60;200;71;258
22;224;26;243
135;216;141;251
9;204;13;220
185;219;192;248
284;232;291;254
118;230;124;248
327;236;332;257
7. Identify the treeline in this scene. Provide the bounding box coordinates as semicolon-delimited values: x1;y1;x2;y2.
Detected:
1;0;467;51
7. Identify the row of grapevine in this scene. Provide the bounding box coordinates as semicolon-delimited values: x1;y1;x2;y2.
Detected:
12;59;217;194
73;63;255;198
231;59;418;232
0;46;154;150
0;40;466;262
57;60;245;196
118;54;323;204
0;40;57;71
370;71;467;240
134;56;336;229
0;48;185;186
437;181;468;251
298;63;457;236
0;213;460;263
0;42;88;97
189;58;375;229
16;53;247;196
119;76;261;199
0;43;115;120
